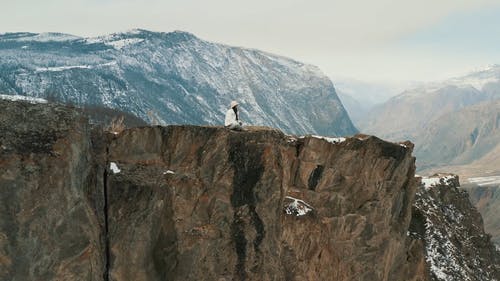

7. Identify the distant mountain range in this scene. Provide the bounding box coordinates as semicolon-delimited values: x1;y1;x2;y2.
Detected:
414;100;500;171
334;78;408;126
0;30;357;136
355;66;500;174
359;65;500;141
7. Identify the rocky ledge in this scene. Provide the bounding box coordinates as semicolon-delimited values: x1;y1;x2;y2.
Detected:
0;100;498;281
411;174;500;281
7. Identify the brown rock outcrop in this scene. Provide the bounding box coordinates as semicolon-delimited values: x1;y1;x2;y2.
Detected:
280;136;418;280
106;127;286;280
103;127;419;280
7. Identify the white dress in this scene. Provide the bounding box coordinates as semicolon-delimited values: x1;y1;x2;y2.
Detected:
225;109;242;129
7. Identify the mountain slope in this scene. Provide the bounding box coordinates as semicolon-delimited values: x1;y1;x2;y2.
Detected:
337;90;369;125
414;100;500;170
359;65;500;140
360;85;485;140
465;184;500;246
0;30;357;136
420;143;500;183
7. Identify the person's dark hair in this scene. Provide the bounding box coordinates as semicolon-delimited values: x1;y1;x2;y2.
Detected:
233;106;239;120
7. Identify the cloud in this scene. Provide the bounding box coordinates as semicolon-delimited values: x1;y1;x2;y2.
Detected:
1;0;500;81
399;6;500;54
2;0;498;43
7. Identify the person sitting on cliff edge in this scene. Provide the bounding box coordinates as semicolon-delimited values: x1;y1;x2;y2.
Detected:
225;100;243;131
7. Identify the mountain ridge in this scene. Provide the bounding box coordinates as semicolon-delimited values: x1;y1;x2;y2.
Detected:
415;100;500;171
359;65;500;141
0;29;357;136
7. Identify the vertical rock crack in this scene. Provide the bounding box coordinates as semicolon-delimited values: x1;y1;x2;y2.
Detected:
103;147;111;281
228;138;265;280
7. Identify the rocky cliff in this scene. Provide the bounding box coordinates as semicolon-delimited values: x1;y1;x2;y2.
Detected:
465;184;500;246
0;100;105;279
1;100;498;281
412;175;500;281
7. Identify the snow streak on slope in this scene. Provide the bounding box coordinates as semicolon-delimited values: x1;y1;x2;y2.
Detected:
0;32;81;42
34;62;117;72
468;176;500;186
449;65;500;91
0;94;47;104
105;38;144;50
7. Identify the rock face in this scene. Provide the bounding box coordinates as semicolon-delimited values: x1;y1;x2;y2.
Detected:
411;175;500;281
0;100;105;280
105;126;418;280
0;30;357;136
279;137;418;281
465;184;500;246
1;100;498;281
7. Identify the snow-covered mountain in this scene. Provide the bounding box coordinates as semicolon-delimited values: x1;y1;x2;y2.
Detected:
0;29;357;136
358;65;500;140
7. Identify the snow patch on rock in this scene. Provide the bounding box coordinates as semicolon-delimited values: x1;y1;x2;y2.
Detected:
284;196;313;216
110;162;121;174
421;174;458;189
306;135;346;144
5;32;81;42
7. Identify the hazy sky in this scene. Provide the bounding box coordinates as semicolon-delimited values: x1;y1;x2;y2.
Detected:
2;0;500;82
